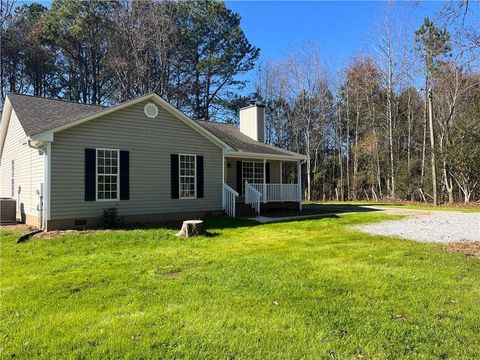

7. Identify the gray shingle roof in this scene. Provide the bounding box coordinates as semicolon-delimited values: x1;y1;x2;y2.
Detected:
194;120;301;157
7;93;105;136
6;93;302;158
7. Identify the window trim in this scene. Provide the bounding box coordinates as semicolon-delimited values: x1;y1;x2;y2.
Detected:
242;160;264;191
95;148;120;202
178;153;197;199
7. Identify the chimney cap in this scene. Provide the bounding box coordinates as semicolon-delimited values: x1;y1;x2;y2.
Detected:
240;102;265;110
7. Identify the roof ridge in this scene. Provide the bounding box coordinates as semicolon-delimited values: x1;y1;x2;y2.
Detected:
7;92;107;108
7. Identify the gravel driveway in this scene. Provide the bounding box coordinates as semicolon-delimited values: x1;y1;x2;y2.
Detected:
357;209;480;243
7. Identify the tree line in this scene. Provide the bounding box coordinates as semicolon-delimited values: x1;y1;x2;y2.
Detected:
256;3;480;204
1;0;259;120
1;0;479;204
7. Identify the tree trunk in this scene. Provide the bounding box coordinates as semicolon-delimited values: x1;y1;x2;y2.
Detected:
374;127;382;198
421;82;428;187
353;105;360;200
387;59;395;200
407;91;412;177
177;220;205;237
337;107;344;201
346;92;351;201
428;88;438;206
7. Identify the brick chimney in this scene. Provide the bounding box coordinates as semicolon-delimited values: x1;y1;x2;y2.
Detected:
239;101;265;143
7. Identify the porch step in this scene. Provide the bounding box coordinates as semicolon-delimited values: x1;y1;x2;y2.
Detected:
236;203;256;217
234;202;299;218
261;201;298;212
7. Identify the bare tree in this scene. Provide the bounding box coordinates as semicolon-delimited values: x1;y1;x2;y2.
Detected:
370;3;408;199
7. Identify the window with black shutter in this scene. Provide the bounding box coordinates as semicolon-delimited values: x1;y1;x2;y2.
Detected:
196;155;204;198
171;154;179;199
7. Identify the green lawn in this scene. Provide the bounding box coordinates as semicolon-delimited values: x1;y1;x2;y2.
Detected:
1;214;479;359
312;200;480;213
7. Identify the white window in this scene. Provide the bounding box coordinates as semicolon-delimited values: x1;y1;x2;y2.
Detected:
96;149;119;201
242;161;264;192
179;154;196;199
11;160;15;197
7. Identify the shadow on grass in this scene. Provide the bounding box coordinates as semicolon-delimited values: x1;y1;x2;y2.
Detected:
260;214;341;225
5;204;383;242
113;216;258;232
260;203;383;218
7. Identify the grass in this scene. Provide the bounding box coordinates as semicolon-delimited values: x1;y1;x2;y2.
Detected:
1;213;479;359
313;200;480;213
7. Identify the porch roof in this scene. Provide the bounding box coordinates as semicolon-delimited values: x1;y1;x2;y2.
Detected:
194;120;306;160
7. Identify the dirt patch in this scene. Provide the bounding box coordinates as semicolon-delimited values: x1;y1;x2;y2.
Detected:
33;229;109;239
444;241;480;259
0;223;37;233
163;270;182;279
392;314;410;322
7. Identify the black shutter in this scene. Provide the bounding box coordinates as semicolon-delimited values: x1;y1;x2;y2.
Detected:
236;161;242;195
171;154;179;199
85;148;96;201
197;155;204;198
266;162;271;183
120;150;129;200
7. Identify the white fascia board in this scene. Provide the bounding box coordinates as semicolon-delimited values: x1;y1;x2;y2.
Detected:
33;132;54;142
30;93;233;151
0;98;13;157
224;151;307;161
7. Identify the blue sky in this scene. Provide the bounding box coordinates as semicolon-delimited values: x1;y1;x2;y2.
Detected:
226;1;447;69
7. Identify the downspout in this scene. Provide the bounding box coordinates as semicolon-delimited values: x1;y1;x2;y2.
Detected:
27;139;48;230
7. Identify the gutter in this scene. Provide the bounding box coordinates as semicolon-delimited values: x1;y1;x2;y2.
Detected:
224;150;307;162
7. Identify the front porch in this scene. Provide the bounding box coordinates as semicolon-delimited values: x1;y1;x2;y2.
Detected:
222;156;303;217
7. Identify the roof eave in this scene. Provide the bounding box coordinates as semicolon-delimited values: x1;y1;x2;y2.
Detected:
224;150;307;161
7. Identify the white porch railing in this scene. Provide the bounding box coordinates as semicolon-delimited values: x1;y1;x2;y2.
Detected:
250;183;299;203
223;184;239;217
245;181;262;215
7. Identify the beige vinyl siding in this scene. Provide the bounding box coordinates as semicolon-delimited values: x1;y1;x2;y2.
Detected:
50;101;223;219
0;109;44;217
269;161;281;183
225;158;237;190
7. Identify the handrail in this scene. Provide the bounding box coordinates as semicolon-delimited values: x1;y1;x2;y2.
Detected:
247;183;262;197
245;181;262;215
223;183;239;197
223;183;239;217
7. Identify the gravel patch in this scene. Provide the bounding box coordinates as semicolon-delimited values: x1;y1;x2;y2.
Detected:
357;211;480;243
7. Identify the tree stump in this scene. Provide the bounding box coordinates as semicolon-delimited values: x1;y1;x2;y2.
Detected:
176;220;205;237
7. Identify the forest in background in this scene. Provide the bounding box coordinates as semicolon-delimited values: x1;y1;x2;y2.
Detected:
1;0;479;204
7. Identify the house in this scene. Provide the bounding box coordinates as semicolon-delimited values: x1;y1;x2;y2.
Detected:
0;93;306;230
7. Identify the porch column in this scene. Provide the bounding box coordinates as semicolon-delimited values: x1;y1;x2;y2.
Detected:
280;161;283;203
297;160;302;211
263;159;267;203
279;162;282;184
221;150;225;210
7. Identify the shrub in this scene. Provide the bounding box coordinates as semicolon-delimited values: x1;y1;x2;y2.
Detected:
100;207;123;229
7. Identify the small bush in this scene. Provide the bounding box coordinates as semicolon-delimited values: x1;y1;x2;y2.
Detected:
100;207;123;229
